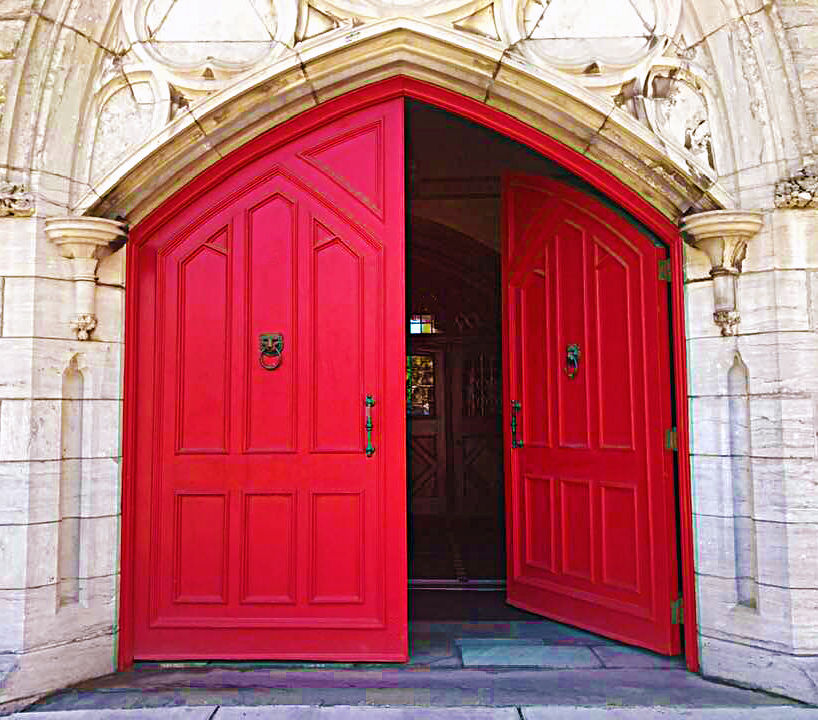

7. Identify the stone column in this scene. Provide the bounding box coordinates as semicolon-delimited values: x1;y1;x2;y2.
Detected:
682;180;818;703
0;209;128;710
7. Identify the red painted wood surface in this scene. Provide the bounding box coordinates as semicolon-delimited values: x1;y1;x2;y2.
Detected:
128;98;407;660
121;78;699;671
502;173;681;656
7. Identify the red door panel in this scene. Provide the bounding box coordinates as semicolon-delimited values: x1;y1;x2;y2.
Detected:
131;99;406;660
503;173;680;656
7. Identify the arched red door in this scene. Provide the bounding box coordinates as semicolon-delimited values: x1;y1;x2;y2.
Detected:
502;173;681;656
129;98;407;660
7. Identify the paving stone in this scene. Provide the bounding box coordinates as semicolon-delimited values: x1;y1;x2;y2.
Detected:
15;709;216;720
592;646;686;669
459;644;602;668
510;621;618;645
217;707;519;719
521;707;818;719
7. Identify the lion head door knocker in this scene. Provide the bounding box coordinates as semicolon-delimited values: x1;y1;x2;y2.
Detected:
258;333;284;371
564;344;581;379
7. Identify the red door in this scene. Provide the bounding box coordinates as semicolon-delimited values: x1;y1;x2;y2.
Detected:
502;173;680;655
130;99;407;660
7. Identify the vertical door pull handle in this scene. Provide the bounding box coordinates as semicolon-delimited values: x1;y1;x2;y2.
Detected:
511;400;524;449
365;395;376;457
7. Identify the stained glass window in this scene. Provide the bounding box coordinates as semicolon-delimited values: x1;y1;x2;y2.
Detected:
407;354;435;417
409;313;437;334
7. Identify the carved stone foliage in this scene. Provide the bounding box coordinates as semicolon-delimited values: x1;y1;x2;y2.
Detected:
0;182;34;217
644;64;716;172
122;0;298;92
775;168;818;209
495;0;682;90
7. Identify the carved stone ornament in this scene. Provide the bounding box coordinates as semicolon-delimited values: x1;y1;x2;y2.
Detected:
121;0;299;93
774;167;818;209
681;210;764;337
45;217;128;341
495;0;683;91
0;182;35;217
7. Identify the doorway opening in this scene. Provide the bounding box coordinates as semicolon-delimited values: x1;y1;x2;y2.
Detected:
403;100;685;663
404;99;571;621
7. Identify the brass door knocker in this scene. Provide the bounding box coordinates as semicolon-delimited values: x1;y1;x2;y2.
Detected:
259;333;284;371
564;344;581;379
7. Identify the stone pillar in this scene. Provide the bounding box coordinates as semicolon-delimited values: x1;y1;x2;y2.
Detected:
682;185;818;703
0;209;128;710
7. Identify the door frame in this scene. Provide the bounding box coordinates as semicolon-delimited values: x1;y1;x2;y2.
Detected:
119;75;698;672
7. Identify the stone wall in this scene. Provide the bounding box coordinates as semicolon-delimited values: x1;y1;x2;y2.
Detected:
1;0;818;709
684;201;818;702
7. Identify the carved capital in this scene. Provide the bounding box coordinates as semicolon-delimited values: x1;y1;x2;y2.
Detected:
0;182;34;217
681;210;764;337
45;216;128;340
775;168;818;209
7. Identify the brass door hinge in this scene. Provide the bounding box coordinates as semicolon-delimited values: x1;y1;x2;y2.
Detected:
665;427;678;451
658;258;672;282
671;596;684;625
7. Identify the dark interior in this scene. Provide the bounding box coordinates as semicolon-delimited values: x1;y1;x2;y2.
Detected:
405;101;570;618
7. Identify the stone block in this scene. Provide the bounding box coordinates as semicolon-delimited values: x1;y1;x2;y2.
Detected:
695;574;794;652
753;457;818;524
0;217;69;280
700;634;818;705
81;400;122;459
750;396;816;459
78;515;120;579
688;396;729;456
23;574;117;652
0;338;32;399
690;454;733;518
97;246;126;288
0;400;61;462
0;525;26;590
30;339;124;400
768;209;818;271
1;277;124;344
0;458;121;525
94;285;124;344
0;588;24;652
24;521;58;589
737;270;811;334
1;632;115;705
683;280;720;339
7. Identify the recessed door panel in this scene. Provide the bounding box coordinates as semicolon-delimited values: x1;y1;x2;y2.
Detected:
132;98;406;660
503;173;680;655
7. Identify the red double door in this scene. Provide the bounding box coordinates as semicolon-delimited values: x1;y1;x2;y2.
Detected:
129;98;679;660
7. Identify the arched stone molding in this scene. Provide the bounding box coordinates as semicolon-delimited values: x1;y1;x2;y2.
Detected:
73;18;731;225
1;0;815;219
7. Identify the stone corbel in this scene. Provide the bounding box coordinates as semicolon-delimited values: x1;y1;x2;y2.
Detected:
681;210;764;337
45;216;128;340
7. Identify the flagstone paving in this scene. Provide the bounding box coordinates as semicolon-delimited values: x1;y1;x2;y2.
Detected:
15;620;809;714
